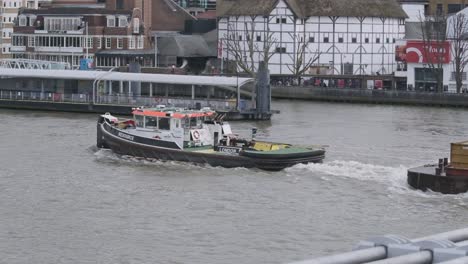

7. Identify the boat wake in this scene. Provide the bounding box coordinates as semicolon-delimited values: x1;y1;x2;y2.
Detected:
287;160;468;199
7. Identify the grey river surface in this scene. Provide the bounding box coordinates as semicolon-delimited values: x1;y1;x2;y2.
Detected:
1;100;468;264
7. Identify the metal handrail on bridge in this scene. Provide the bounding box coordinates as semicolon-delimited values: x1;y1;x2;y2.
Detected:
290;227;468;264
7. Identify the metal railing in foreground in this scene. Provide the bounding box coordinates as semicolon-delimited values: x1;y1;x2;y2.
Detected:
289;227;468;264
0;89;254;112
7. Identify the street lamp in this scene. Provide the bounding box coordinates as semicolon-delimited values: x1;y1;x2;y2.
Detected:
92;66;117;104
81;20;89;59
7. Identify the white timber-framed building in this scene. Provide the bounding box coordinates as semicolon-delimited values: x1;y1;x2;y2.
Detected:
217;0;407;77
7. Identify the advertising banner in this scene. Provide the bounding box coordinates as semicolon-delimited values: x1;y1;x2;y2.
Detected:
402;41;451;64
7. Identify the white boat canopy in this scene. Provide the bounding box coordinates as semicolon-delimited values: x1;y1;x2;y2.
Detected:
0;68;254;88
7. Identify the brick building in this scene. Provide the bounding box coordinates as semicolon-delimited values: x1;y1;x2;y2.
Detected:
11;0;194;68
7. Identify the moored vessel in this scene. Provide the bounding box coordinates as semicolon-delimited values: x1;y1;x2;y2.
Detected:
96;106;325;170
407;141;468;194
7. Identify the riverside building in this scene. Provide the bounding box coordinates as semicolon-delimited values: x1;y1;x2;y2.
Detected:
0;0;51;58
11;0;193;68
217;0;407;77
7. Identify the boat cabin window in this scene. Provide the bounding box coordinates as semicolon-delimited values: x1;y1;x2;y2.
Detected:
145;116;157;128
183;117;202;128
158;117;170;130
190;117;198;127
135;115;144;127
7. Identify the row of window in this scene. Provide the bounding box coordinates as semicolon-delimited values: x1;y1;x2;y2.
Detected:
227;34;397;44
16;15;138;33
12;35;145;49
3;1;22;8
107;16;139;33
311;36;397;44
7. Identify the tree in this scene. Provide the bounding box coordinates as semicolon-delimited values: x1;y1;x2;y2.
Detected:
224;20;277;77
448;12;468;93
420;14;447;92
286;34;321;85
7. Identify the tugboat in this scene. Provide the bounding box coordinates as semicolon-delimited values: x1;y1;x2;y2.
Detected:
407;141;468;194
96;106;325;171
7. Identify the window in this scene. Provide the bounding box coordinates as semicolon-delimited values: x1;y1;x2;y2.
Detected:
116;0;124;9
87;37;93;48
44;17;81;31
28;36;35;47
276;17;287;24
324;36;329;43
256;35;261;41
145;116;157;128
128;36;135;49
135;115;144;127
238;34;242;41
137;36;144;49
352;37;357;43
376;38;380;43
437;4;443;15
18;16;26;26
448;4;463;14
29;16;36;26
338;37;343;43
386;38;389;43
107;16;115;27
309;36;315;43
96;38;102;48
393;38;396;43
117;37;123;49
118;16;127;27
275;47;286;53
105;37;111;48
365;37;369;43
133;18;139;33
158;117;170;130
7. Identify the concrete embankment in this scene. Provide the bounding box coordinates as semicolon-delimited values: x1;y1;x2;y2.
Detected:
272;86;468;107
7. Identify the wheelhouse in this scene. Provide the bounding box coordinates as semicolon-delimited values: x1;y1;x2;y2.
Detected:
131;107;216;131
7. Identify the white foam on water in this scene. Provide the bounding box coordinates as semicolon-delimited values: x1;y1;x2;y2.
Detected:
287;160;407;184
286;160;468;201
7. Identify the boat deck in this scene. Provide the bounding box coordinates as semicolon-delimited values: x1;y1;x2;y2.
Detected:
407;164;446;176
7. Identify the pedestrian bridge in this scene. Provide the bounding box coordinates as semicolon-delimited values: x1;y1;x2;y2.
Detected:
290;227;468;264
0;59;71;70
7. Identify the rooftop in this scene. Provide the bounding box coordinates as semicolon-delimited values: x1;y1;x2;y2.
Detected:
217;0;408;18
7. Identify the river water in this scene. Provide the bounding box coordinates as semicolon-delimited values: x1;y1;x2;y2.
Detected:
1;101;468;264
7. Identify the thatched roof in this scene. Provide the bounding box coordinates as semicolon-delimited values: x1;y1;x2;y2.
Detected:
217;0;408;19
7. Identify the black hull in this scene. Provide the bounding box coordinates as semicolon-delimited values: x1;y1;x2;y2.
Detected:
97;121;324;171
407;165;468;194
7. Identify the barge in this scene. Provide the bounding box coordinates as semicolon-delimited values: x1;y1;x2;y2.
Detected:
407;141;468;194
96;106;325;171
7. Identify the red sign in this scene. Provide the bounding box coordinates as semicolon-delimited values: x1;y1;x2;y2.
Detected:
404;40;450;64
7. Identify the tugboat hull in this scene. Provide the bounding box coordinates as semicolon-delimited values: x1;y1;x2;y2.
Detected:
98;122;324;171
407;165;468;194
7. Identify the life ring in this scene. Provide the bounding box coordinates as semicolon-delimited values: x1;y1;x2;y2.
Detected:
193;131;200;140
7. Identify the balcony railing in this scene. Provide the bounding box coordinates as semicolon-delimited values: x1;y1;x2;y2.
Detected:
35;46;83;53
10;46;26;52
